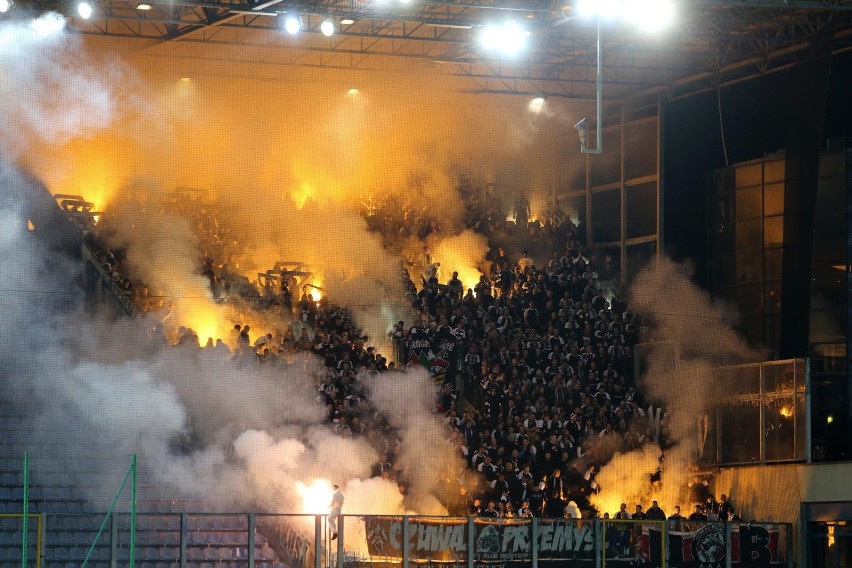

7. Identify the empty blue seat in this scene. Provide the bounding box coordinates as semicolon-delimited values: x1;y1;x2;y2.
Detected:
203;547;219;560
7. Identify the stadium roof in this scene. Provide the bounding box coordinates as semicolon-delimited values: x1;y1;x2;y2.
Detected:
15;0;852;100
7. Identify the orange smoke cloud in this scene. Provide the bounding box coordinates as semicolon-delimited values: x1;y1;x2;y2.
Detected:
428;230;490;294
19;35;587;348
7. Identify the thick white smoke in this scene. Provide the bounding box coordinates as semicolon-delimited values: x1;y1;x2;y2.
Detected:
0;162;451;516
0;13;126;158
592;257;762;515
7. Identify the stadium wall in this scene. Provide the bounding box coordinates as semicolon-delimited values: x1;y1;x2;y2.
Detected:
714;461;852;566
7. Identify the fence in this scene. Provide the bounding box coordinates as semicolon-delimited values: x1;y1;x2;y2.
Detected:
0;512;793;568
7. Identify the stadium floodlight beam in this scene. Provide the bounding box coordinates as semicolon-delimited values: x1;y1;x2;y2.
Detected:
284;13;301;34
320;18;335;36
479;22;528;56
0;0;12;13
630;0;675;32
529;96;545;114
577;0;674;32
77;1;93;18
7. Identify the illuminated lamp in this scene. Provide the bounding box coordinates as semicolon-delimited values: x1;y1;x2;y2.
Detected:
479;22;527;56
283;13;302;34
77;1;93;19
320;18;335;36
0;0;13;13
528;96;545;113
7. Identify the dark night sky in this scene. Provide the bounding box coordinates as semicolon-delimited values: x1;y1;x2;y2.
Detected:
662;49;852;286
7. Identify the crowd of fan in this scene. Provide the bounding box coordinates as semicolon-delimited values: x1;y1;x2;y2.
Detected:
169;218;717;521
72;187;738;522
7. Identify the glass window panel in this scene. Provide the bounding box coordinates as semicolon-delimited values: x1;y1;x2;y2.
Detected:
813;194;846;241
736;186;762;220
626;241;657;282
764;183;785;216
710;256;735;290
811;277;845;309
713;169;735;197
712;193;734;227
737;285;762;315
764;215;785;247
717;255;735;289
818;152;845;177
590;128;622;187
812;246;846;277
567;195;587;235
810;310;846;344
765;398;796;461
735;163;762;188
764;282;782;313
736;219;762;252
764;249;782;280
718;404;761;464
625;182;657;238
591;189;621;243
606;246;621;282
715;365;760;395
764;361;794;393
711;216;735;259
736;252;762;284
764;160;785;183
739;316;763;347
625;120;657;179
763;314;781;348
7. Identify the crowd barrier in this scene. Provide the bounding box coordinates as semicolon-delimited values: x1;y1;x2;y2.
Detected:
0;513;792;568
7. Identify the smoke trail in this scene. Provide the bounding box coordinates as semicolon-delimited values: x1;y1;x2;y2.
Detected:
0;13;127;158
0;154;461;519
366;369;464;514
591;257;761;515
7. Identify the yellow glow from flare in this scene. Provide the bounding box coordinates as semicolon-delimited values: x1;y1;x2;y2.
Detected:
779;405;793;418
291;182;315;210
593;495;628;519
41;138;127;212
182;300;224;345
309;279;323;301
296;479;334;515
27;220;35;231
453;265;483;298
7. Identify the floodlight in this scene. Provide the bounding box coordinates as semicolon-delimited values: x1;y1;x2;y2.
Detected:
629;0;674;32
0;0;13;13
528;96;545;114
479;22;527;56
77;1;93;18
136;2;152;9
284;13;302;34
320;18;335;36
